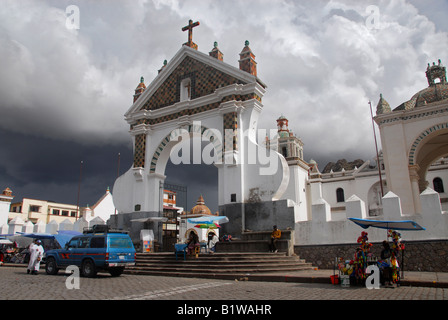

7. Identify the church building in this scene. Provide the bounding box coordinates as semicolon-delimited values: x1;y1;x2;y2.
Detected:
111;20;448;268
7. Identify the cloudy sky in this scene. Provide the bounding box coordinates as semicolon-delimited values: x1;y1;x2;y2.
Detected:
1;0;447;213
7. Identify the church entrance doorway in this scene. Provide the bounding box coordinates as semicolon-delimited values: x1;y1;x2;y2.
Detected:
160;181;187;252
159;134;219;251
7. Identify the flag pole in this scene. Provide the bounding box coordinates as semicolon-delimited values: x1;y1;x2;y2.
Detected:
76;160;83;221
369;101;384;197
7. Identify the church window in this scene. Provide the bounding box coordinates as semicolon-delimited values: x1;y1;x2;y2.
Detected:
433;177;445;193
336;188;345;203
180;78;191;101
282;147;287;158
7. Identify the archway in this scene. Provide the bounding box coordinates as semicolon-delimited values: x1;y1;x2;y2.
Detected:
409;124;448;192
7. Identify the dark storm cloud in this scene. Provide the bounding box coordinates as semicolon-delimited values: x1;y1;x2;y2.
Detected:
0;128;132;207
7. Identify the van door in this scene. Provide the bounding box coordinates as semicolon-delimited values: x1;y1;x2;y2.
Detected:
71;236;90;265
88;236;106;267
59;237;79;266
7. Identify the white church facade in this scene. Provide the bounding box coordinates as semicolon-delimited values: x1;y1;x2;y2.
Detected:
111;20;448;260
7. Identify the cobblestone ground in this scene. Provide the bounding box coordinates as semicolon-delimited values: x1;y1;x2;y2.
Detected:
1;267;447;301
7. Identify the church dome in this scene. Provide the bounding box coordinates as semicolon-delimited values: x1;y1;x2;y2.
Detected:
393;60;448;111
394;83;448;111
189;195;213;215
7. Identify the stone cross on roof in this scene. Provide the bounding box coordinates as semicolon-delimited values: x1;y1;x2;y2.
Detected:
182;19;200;50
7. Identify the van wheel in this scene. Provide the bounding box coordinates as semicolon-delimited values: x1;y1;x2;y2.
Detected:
45;257;59;275
81;259;97;278
109;267;124;277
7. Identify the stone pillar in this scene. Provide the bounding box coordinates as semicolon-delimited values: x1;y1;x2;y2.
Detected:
382;191;402;220
22;220;34;233
8;217;24;235
33;221;46;233
46;220;59;234
73;216;89;233
345;195;367;219
59;218;73;231
311;198;331;222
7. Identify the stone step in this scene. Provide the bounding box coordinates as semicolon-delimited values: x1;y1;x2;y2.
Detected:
125;251;315;277
134;259;308;266
127;263;313;272
127;265;314;275
135;252;291;260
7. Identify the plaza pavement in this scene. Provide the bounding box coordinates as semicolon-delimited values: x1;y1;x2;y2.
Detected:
3;262;448;288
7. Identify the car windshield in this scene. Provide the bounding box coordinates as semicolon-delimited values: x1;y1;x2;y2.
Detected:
109;237;133;249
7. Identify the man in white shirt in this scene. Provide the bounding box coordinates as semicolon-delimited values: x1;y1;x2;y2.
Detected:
27;240;44;275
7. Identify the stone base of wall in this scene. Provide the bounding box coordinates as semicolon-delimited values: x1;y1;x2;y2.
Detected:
295;240;448;272
216;230;294;256
219;200;296;239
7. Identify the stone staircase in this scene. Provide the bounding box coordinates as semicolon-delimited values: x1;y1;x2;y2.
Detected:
124;252;314;280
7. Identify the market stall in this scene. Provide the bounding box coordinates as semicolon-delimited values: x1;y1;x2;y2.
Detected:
333;218;425;287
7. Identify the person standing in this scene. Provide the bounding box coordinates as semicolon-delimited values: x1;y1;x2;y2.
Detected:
27;240;37;274
269;225;281;253
28;240;44;275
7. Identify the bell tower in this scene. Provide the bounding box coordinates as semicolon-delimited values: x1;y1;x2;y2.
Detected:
426;59;447;86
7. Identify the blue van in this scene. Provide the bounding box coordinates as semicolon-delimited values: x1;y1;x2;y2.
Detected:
45;226;135;277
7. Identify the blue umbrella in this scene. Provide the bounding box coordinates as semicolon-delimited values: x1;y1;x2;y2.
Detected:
17;230;82;247
348;217;425;231
16;232;55;239
54;230;82;247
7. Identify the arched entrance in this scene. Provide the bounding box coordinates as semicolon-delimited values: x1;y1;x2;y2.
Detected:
409;124;448;192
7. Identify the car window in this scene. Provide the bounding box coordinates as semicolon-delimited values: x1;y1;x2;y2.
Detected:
67;238;79;248
109;237;133;249
78;237;90;248
90;237;105;248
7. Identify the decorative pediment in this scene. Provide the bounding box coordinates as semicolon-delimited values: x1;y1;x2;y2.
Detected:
125;45;266;124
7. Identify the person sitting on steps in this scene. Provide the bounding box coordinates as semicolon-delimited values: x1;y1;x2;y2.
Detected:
269;225;281;253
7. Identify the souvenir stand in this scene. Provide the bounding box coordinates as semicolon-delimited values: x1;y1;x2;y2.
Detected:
333;218;425;287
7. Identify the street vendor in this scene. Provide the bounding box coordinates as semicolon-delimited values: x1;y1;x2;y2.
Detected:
379;240;393;286
207;232;219;253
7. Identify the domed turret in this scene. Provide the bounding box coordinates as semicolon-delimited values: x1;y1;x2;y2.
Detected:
394;60;448;111
189;195;213;216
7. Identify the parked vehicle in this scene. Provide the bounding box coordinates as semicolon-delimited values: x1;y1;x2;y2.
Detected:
44;225;135;277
